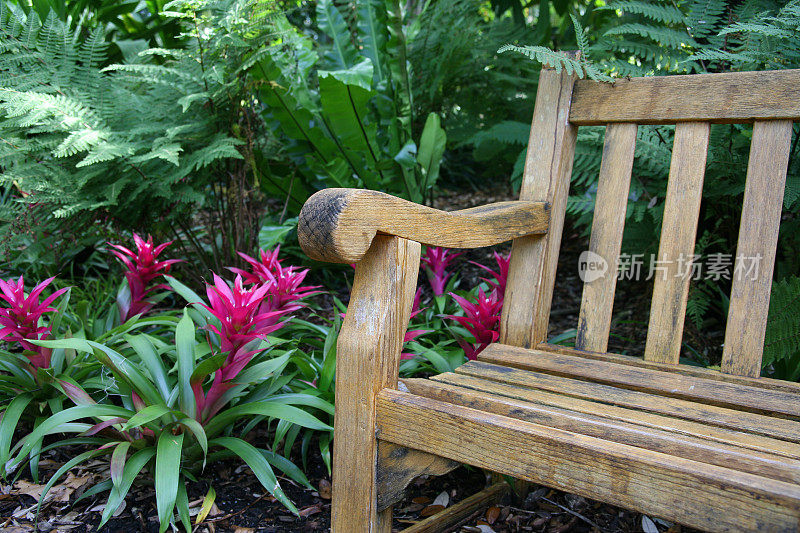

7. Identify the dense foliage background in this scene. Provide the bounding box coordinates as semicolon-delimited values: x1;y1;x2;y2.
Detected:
1;0;799;530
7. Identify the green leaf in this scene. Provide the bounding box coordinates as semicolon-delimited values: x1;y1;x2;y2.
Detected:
56;378;96;406
175;312;197;420
87;341;163;406
122;404;172;431
0;393;32;470
156;431;184;533
100;448;156;528
189;353;227;385
258;217;298;250
178;417;207;458
165;277;211;324
176;477;191;533
9;405;133;471
317;0;359;70
211;437;297;514
125;334;170;400
260;449;313;490
356;0;387;84
417;113;446;196
204;401;332;438
110;441;132;489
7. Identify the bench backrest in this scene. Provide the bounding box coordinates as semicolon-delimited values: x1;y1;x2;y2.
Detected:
500;65;800;378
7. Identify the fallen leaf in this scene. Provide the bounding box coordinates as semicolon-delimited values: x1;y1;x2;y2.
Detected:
13;481;45;501
411;496;431;505
420;504;444;517
486;506;500;524
298;504;322;518
475;525;496;533
232;527;254;533
642;515;659;533
318;479;331;499
432;490;449;507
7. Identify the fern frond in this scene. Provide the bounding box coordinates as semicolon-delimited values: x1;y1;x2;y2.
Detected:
605;1;687;24
604;24;698;48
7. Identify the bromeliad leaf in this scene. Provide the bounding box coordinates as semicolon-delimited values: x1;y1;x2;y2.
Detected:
156;431;184;533
175;312;197;420
100;448;156;528
211;436;297;514
122;404;173;431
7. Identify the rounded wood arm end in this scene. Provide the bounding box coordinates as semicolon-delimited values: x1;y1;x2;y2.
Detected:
298;188;549;264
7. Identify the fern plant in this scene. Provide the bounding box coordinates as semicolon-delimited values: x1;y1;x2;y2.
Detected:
764;276;800;381
0;1;288;279
500;0;800;375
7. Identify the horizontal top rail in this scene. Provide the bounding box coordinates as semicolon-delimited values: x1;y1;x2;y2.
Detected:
570;69;800;125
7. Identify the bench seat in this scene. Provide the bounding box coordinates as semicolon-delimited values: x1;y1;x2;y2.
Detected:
376;345;800;531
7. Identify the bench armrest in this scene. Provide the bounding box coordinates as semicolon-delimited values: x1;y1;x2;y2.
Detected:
298;188;549;263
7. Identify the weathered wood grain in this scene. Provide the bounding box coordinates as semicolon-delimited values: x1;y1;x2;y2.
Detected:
298;188;548;263
410;373;800;460
576;123;637;352
403;377;800;483
478;346;800;416
402;482;510;533
377;389;800;533
501;64;578;348
570;69;800;125
453;360;800;442
376;442;459;512
331;235;420;532
722;120;793;378
644;122;710;364
538;343;800;394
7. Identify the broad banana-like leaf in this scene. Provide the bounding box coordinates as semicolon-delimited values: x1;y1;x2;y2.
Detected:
394;140;421;202
316;0;358;70
356;0;388;84
417;112;447;195
319;59;386;189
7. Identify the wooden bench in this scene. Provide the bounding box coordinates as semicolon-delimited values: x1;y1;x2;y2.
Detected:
298;65;800;532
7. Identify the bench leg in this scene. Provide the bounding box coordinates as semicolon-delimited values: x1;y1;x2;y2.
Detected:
331;235;421;532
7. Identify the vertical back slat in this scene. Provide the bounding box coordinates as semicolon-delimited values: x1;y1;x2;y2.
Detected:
500;64;578;348
721;120;793;377
576;123;638;352
644;122;710;364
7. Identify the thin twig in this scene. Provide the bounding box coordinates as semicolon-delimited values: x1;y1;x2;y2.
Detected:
540;496;606;532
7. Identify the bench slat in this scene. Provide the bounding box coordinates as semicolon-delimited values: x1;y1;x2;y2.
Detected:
722;120;794;378
403;377;800;483
456;360;800;442
377;389;800;533
576;123;637;352
644;122;710;364
501;65;578;347
569;69;800;125
539;343;800;393
417;372;800;460
478;346;800;417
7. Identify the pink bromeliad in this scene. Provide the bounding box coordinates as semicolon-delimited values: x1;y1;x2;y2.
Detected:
420;246;463;296
230;245;321;316
108;234;181;322
0;276;68;370
445;288;503;360
400;288;430;360
193;274;290;422
470;251;510;297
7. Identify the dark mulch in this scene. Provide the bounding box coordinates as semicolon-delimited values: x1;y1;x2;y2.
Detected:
2;185;707;532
